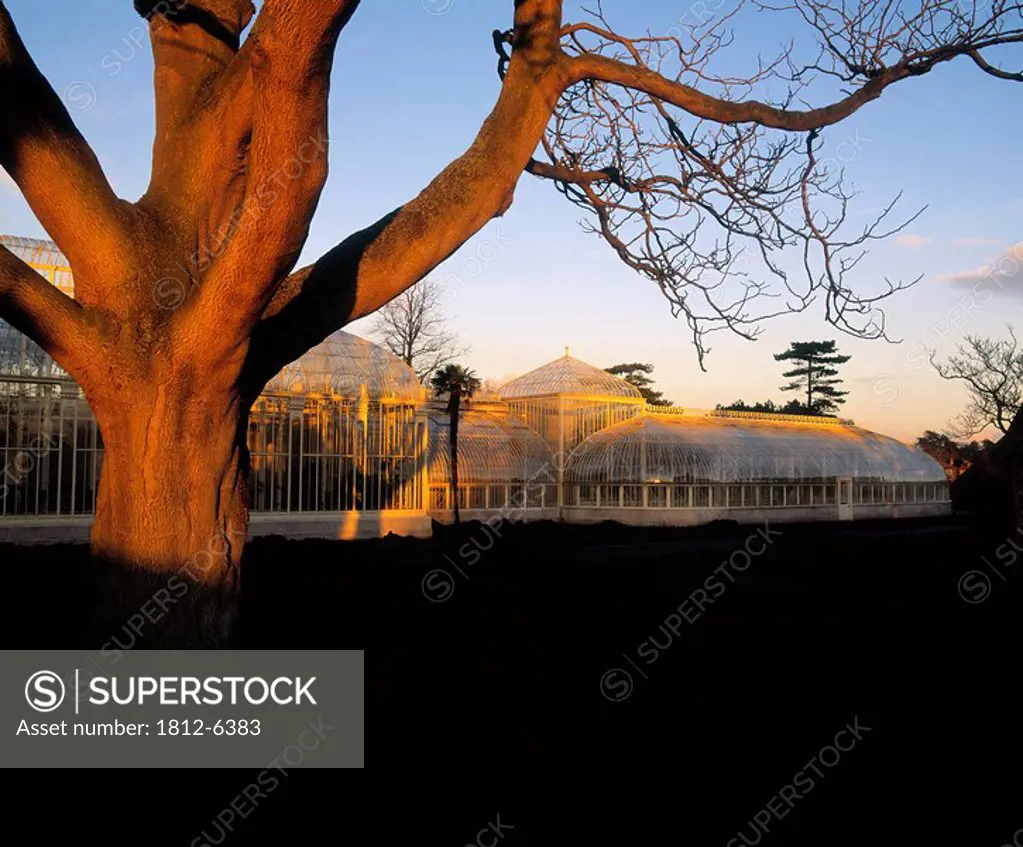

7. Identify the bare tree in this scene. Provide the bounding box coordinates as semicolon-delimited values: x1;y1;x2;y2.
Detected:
932;326;1023;437
527;1;1022;363
372;278;469;383
478;378;504;398
1;0;1020;642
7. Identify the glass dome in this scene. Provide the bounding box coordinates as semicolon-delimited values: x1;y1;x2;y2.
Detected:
498;351;644;400
426;409;554;484
265;330;426;402
565;413;948;484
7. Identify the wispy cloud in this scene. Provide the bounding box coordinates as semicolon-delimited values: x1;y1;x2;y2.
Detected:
951;237;1000;248
895;233;932;249
938;242;1023;296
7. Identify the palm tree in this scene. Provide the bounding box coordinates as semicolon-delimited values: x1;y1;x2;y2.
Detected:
431;364;481;525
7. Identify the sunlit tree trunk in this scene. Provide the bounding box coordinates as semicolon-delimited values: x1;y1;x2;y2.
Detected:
88;383;251;646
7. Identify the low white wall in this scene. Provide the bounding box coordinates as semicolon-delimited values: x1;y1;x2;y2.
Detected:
249;511;432;541
561;502;950;526
429;507;560;526
0;516;92;546
0;502;952;547
0;511;433;546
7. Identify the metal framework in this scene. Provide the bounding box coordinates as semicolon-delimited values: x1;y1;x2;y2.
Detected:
497;350;644;400
425;405;556;511
498;351;646;459
562;413;950;510
1;333;426;517
0;235;75;297
0;235;951;531
265;330;426;402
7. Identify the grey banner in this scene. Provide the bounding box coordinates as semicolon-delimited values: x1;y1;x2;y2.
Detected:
2;650;363;768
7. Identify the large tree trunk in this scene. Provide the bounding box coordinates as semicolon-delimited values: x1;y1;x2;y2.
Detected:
89;386;251;648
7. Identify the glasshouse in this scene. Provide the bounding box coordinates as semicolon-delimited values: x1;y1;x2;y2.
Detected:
0;234;950;544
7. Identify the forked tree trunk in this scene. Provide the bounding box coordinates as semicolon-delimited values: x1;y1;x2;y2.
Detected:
88;385;251;648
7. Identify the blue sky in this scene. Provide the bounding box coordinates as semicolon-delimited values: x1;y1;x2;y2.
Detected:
1;0;1020;441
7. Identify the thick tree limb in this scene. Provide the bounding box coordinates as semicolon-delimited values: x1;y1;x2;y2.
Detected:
137;0;256;207
248;0;1023;380
566;53;915;132
188;0;359;358
0;244;92;371
0;2;132;293
524;1;1022;363
969;49;1023;81
247;0;568;382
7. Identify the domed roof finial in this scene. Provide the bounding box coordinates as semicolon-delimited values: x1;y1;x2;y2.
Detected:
564;346;570;358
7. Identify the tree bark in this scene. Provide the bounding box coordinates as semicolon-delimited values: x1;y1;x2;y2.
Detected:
88;385;250;648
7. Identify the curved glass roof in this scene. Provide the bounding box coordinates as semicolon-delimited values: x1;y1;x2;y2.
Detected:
565;413;947;484
426;409;555;484
0;235;74;296
265;330;425;402
498;352;644;400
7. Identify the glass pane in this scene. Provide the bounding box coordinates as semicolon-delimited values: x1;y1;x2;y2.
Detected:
623;485;643;508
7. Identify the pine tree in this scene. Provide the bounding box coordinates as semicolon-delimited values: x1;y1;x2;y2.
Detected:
774;341;851;415
605;363;672;406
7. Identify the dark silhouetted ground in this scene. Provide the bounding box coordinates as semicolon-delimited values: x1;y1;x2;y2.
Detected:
3;515;1021;843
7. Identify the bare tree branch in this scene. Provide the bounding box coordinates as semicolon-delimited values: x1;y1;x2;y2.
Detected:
0;2;133;295
968;48;1023;80
522;0;1017;364
136;0;255;210
0;244;97;372
250;0;1022;377
932;326;1023;436
371;278;470;382
187;0;360;358
246;0;568;382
